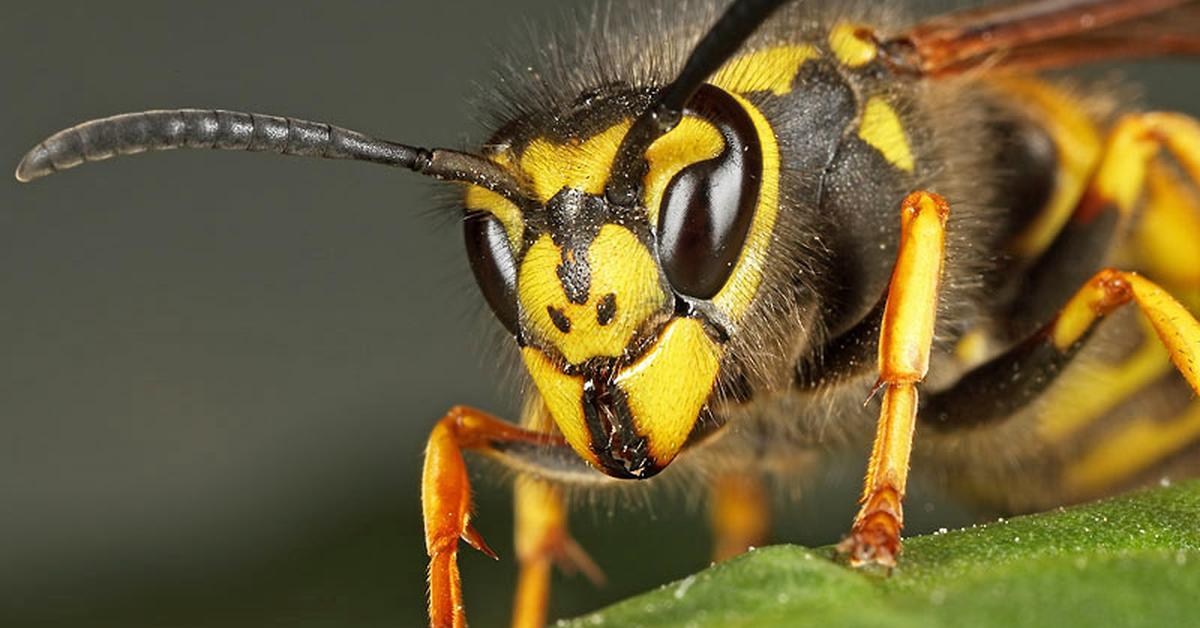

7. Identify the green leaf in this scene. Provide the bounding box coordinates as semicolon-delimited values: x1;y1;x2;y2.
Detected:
563;480;1200;628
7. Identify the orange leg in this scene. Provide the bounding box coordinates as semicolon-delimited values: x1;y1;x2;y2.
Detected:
838;191;950;567
709;472;771;563
422;406;563;628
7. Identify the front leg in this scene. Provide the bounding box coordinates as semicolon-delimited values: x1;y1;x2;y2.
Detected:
422;405;603;628
837;191;950;567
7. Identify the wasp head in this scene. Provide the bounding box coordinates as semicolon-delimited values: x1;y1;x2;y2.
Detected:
462;84;777;478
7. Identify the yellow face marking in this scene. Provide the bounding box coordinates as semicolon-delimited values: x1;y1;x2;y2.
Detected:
615;317;721;464
829;23;877;68
642;117;726;225
708;91;781;319
462;149;525;248
994;78;1103;258
519;123;630;203
518;225;667;365
464;186;524;248
521;347;595;466
1064;400;1200;497
858;96;915;173
711;45;820;96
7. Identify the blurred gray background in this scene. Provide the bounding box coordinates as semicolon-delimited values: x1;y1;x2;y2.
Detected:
2;1;1198;627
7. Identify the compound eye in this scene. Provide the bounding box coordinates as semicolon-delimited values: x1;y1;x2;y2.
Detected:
464;211;519;335
656;85;762;300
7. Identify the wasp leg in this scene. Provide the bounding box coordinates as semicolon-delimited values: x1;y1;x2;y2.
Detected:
925;113;1200;432
1133;161;1200;299
923;269;1200;433
422;405;603;628
709;472;771;562
836;191;950;567
511;464;603;628
1007;112;1200;338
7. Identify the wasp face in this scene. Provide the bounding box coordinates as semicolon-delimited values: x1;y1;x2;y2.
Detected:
463;84;779;478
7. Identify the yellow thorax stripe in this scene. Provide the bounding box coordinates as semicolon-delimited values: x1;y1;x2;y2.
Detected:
859;96;914;173
712;45;820;96
828;22;877;68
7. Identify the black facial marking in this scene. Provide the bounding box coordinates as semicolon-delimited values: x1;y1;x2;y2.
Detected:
581;365;658;479
547;306;572;333
596;292;617;326
547;188;602;304
556;256;591;305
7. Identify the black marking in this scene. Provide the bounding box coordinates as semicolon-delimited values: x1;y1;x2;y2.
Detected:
557;258;591;305
490;439;608;485
596;293;617;326
921;328;1087;432
547;188;602;304
547;306;572;334
549;306;573;333
581;363;659;479
1005;209;1120;340
991;109;1059;244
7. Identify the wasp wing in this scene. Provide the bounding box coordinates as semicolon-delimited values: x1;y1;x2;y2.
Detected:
884;0;1200;77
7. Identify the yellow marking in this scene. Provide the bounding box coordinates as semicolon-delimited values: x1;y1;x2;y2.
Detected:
828;22;877;68
463;149;524;247
519;123;630;203
1063;273;1200;495
1039;315;1171;443
858;97;914;173
517;225;666;365
711;45;820;96
521;347;595;466
995;78;1104;258
464;186;524;248
954;328;991;367
710;91;781;319
1135;163;1200;287
642;117;725;225
1065;401;1200;496
1145;112;1200;184
615;317;721;465
1092;116;1161;216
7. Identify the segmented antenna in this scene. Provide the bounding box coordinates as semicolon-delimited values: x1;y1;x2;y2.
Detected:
605;0;791;206
15;109;525;203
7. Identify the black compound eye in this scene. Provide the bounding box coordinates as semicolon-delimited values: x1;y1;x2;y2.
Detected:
464;211;519;335
656;84;762;300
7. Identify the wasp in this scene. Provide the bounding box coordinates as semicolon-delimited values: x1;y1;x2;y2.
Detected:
14;0;1200;625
